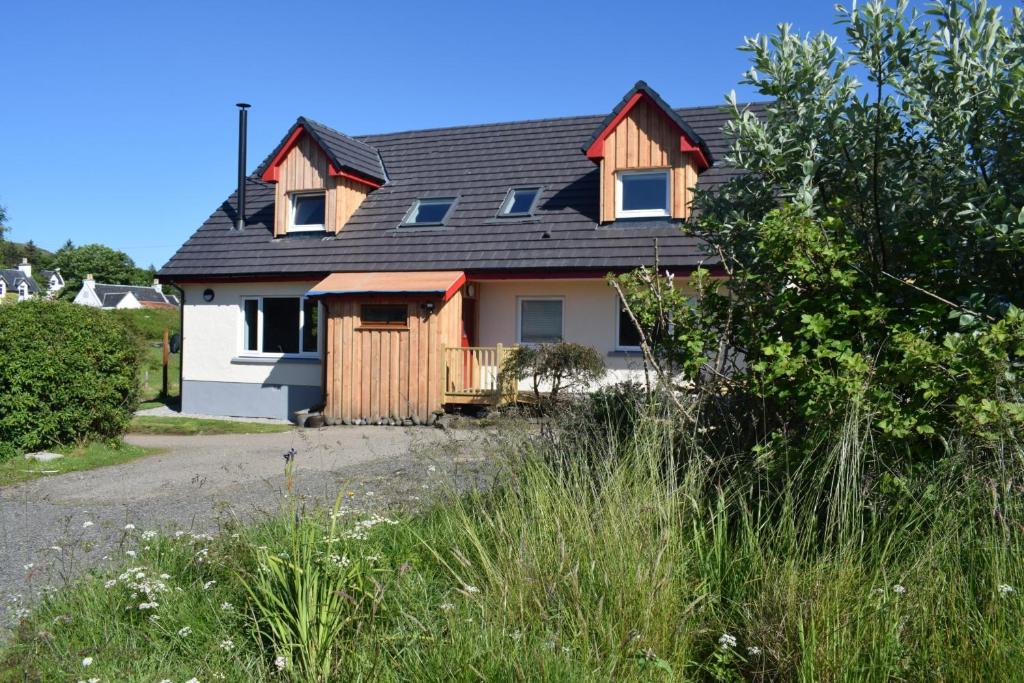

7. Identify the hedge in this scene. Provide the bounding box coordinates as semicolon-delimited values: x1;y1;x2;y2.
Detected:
0;301;141;459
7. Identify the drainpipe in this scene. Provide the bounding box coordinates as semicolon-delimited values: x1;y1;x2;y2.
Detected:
168;282;185;407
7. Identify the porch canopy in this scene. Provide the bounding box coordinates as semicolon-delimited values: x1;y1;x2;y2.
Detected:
306;270;465;301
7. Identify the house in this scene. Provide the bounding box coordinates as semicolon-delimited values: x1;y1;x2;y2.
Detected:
73;275;180;309
0;259;61;301
160;81;762;421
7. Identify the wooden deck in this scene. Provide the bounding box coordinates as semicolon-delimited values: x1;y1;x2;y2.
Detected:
442;344;518;406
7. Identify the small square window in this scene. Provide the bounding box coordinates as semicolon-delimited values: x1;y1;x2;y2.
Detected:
499;187;540;217
616;170;670;218
290;192;326;232
519;298;563;344
360;304;408;328
403;198;455;226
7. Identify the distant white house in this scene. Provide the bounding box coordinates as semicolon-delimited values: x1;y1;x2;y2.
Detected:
0;259;63;301
73;275;180;309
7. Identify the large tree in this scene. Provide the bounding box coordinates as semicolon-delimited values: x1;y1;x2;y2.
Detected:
619;0;1024;463
52;243;153;299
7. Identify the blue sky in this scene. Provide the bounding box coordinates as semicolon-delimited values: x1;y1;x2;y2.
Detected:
0;0;847;269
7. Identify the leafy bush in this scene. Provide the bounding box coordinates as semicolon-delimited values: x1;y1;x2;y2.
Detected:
502;342;605;408
615;1;1024;466
0;300;141;456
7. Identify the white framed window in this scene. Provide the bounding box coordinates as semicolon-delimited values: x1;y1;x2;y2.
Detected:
402;198;456;227
289;191;326;232
517;297;564;345
498;187;541;217
0;280;5;297
615;170;670;219
614;296;642;351
240;296;321;357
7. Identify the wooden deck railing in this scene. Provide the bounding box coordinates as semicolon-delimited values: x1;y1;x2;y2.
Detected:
442;344;517;404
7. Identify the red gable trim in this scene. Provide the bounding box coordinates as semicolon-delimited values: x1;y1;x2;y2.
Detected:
584;91;710;171
260;126;305;183
327;164;383;189
584;92;643;161
260;126;381;189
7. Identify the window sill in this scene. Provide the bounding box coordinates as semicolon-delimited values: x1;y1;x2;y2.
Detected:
231;355;321;365
608;349;642;357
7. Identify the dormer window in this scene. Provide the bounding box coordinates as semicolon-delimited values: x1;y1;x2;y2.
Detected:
616;170;670;219
499;187;541;217
290;191;326;232
403;198;455;227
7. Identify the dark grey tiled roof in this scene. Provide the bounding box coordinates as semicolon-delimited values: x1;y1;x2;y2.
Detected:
161;101;767;280
0;269;39;293
92;283;178;306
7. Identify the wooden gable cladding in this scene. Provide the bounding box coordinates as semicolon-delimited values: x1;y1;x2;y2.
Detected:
271;132;371;237
597;98;698;223
322;290;463;423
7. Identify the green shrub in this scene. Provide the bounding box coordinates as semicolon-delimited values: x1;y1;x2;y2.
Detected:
0;300;141;455
502;342;605;409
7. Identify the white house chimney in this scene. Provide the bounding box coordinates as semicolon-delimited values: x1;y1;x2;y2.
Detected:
152;278;163;293
17;258;31;278
84;274;95;286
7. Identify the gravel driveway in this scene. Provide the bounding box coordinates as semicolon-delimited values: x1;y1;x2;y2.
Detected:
0;426;495;631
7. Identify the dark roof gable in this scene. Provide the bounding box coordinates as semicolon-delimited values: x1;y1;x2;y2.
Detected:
0;269;39;293
256;117;387;186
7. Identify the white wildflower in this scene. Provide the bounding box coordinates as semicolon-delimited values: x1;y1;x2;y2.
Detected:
138;601;159;610
177;626;192;637
439;602;455;611
998;584;1015;595
23;564;33;571
220;638;234;651
149;614;160;623
160;573;171;580
142;530;158;540
275;655;286;671
203;580;216;590
103;580;117;589
462;584;480;594
123;524;135;530
747;645;762;656
124;550;137;558
82;521;94;528
220;602;234;612
718;633;737;650
185;679;200;683
82;656;94;666
893;584;907;595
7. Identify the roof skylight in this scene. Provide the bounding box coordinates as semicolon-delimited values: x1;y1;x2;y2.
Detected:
499;187;541;217
403;198;455;226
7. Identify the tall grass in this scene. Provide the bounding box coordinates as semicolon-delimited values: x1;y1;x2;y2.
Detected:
3;400;1022;681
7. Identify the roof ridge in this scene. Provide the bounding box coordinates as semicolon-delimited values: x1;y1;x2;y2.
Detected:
352;101;768;141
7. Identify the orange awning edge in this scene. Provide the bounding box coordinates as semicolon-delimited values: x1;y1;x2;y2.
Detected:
306;271;466;303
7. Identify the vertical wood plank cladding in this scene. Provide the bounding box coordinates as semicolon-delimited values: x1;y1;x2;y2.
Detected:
598;99;698;223
321;294;459;423
333;177;371;235
408;306;421;419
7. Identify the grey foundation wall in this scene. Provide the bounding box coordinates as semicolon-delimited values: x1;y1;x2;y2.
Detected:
181;380;321;421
